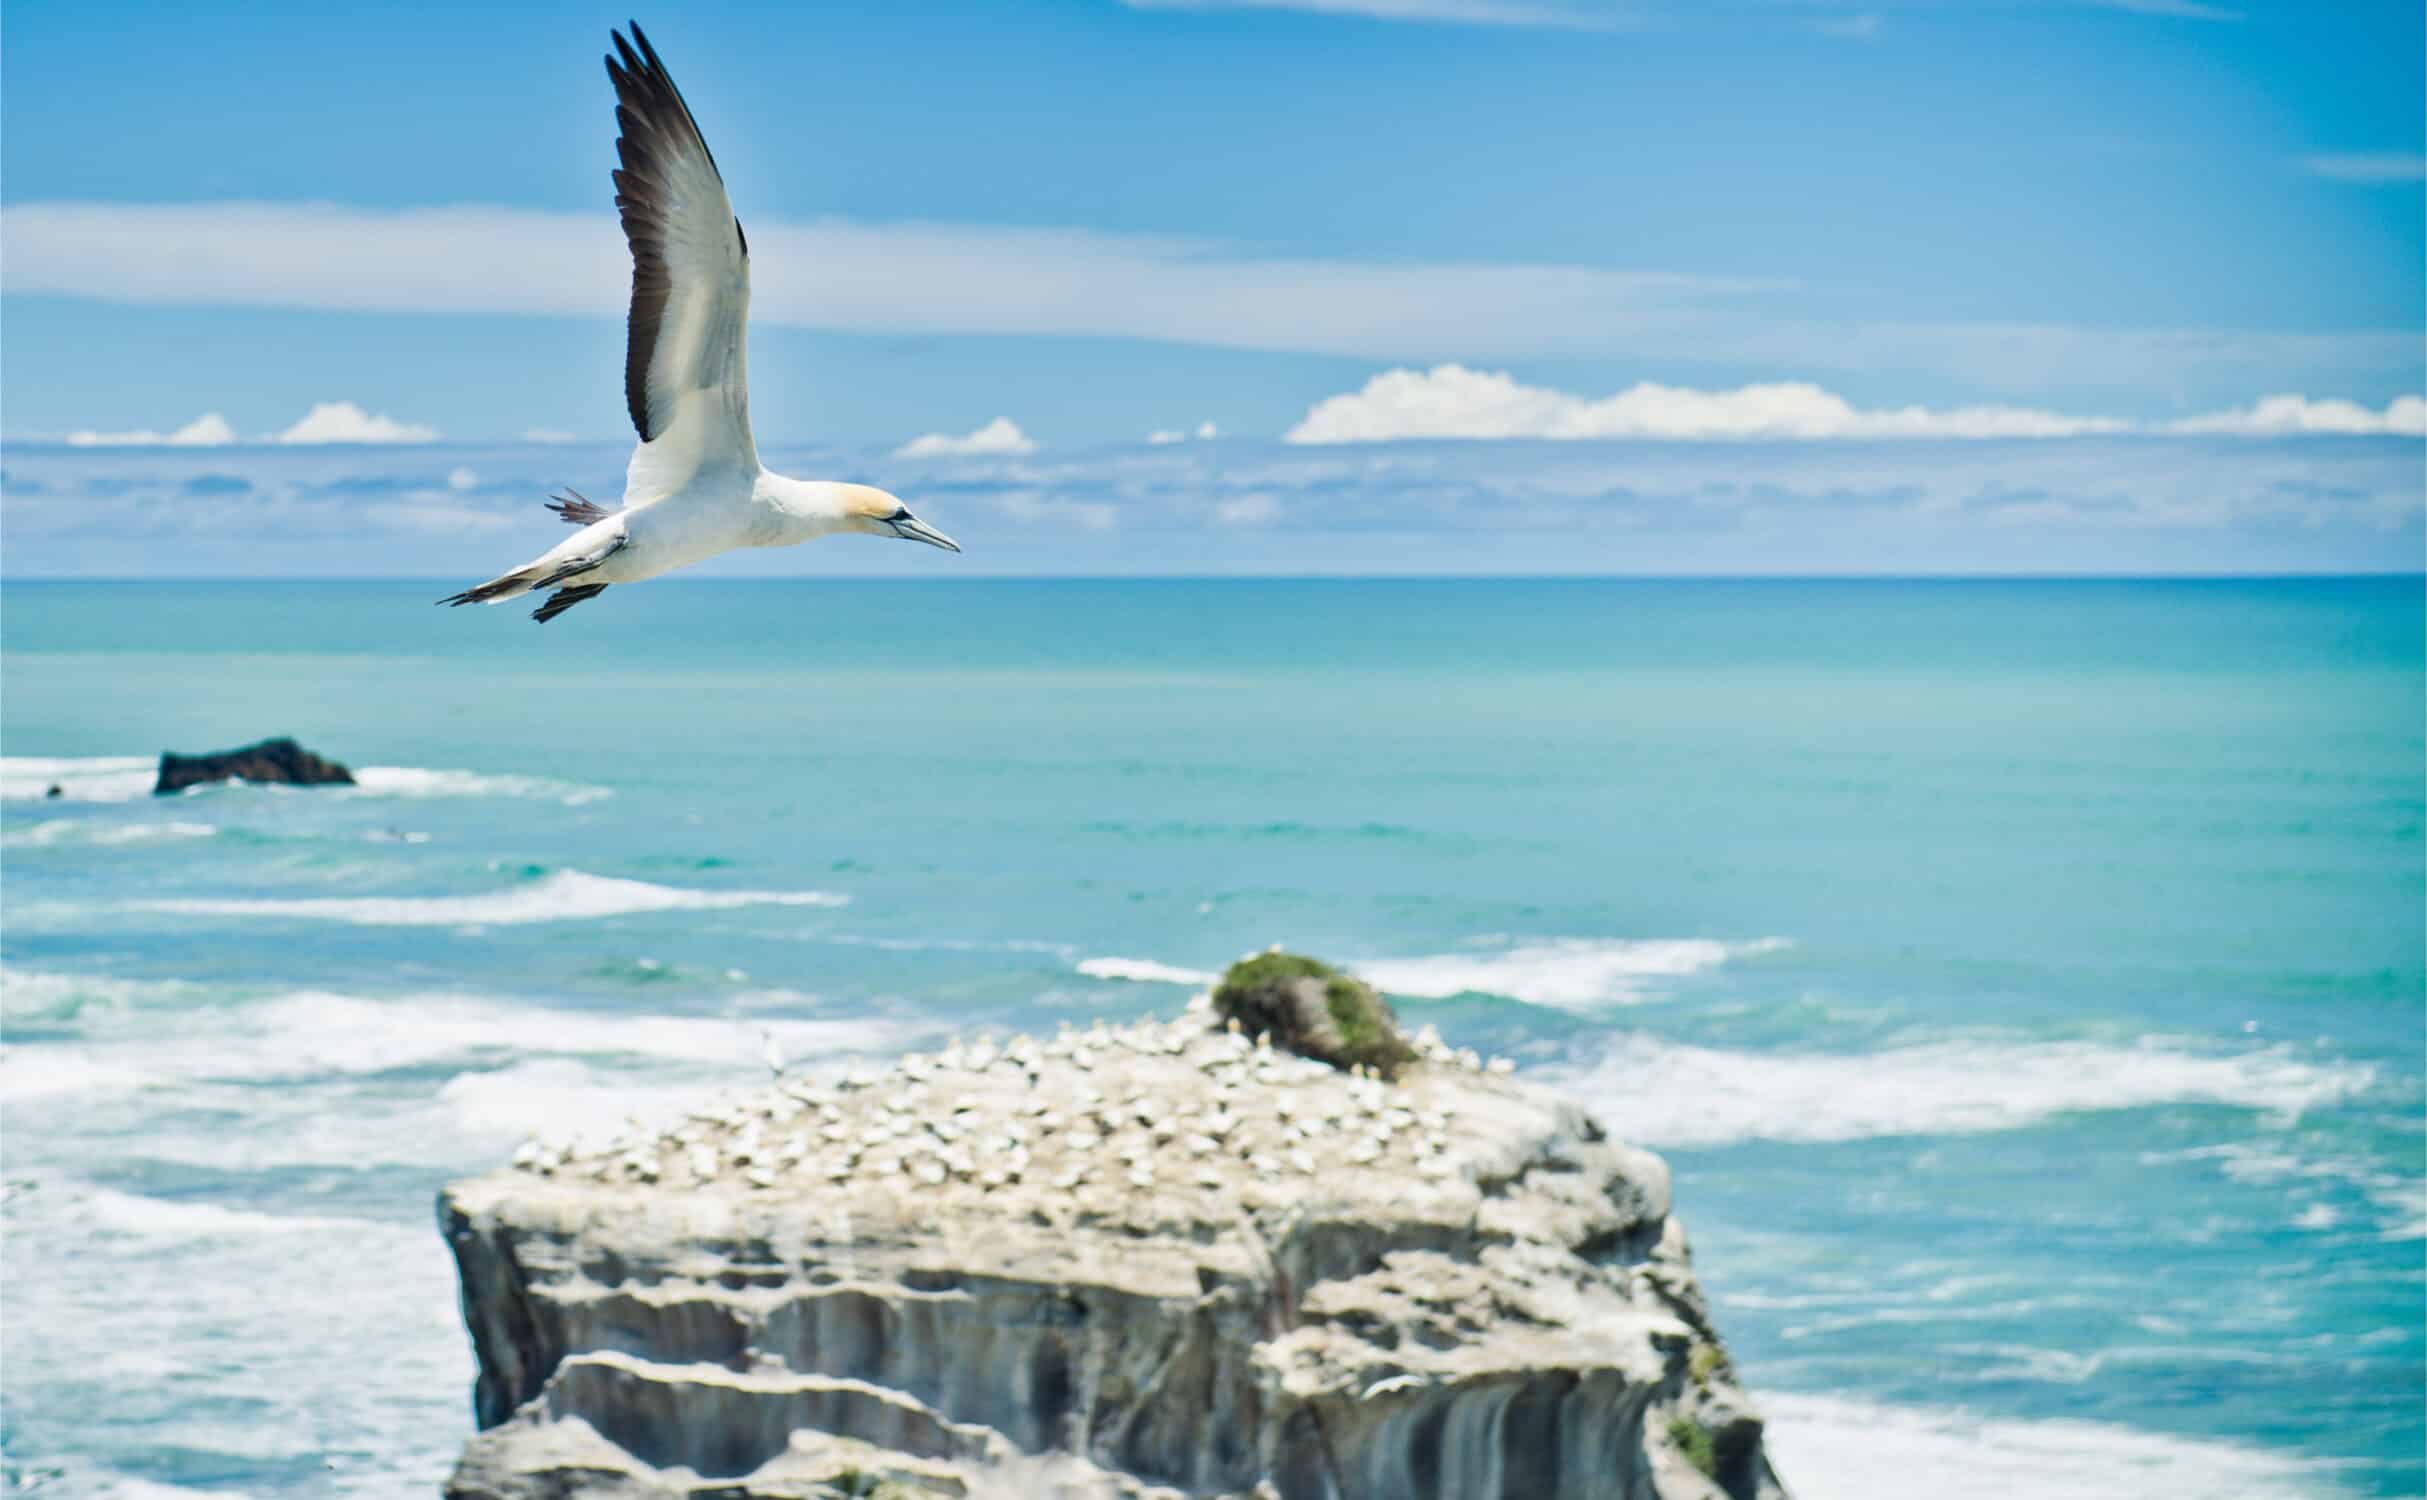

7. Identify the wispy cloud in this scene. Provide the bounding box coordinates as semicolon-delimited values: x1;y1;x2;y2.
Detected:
4;202;2414;398
5;433;2418;576
67;413;235;448
0;202;1751;364
1123;0;2236;26
1118;0;1630;28
2300;154;2427;184
2082;0;2240;19
1146;421;1222;445
2166;394;2427;437
1815;13;1882;40
894;417;1038;458
1214;492;1282;524
996;493;1117;531
1287;365;2427;443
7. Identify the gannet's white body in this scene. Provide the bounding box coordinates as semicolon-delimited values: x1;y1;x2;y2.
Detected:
442;24;958;624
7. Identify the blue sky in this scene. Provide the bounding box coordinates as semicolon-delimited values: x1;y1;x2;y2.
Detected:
1;0;2420;574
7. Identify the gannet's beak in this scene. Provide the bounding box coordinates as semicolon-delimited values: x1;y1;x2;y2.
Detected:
886;509;961;553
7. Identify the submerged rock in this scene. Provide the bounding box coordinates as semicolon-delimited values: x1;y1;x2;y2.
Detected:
440;999;1790;1500
153;736;354;795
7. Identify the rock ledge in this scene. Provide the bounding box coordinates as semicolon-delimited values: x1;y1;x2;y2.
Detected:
441;1003;1790;1500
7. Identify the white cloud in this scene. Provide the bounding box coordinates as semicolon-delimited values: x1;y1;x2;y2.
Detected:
273;402;438;445
66;412;235;447
1215;493;1281;524
1286;365;2137;443
2300;154;2427;184
1815;13;1881;39
3;202;2414;393
521;428;577;444
445;466;479;491
2167;394;2427;437
381;503;517;535
894;417;1038;458
998;493;1117;531
1149;421;1220;445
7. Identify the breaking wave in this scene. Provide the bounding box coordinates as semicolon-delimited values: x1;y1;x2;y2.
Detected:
1077;957;1221;986
1762;1392;2353;1500
133;868;848;927
0;755;609;806
1354;937;1789;1010
1553;1033;2377;1148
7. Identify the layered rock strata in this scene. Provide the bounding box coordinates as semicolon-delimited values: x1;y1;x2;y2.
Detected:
441;1006;1790;1500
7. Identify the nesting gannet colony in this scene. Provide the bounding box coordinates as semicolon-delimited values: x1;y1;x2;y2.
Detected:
440;25;960;625
441;971;1792;1499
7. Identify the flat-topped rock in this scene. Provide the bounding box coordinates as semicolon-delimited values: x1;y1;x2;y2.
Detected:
440;1003;1791;1500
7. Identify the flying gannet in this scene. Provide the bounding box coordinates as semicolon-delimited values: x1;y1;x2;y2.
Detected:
441;23;959;624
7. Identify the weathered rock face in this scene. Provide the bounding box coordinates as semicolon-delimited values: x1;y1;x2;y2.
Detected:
154;736;354;795
441;1007;1791;1500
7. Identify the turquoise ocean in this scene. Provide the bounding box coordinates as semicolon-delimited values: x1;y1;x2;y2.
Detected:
2;577;2420;1498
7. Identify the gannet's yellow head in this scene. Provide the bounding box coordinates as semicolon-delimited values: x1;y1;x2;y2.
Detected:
839;484;960;552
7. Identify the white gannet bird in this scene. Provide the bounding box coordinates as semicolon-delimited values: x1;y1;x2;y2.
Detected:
442;23;959;624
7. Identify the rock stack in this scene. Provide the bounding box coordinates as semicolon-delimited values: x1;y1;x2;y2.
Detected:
153;736;354;795
440;958;1791;1500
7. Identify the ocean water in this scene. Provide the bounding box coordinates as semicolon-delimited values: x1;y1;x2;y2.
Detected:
1;577;2419;1499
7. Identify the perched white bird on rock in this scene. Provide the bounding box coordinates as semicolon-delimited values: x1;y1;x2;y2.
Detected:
441;23;959;624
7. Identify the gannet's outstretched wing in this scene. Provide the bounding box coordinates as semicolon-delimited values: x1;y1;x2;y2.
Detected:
606;24;757;501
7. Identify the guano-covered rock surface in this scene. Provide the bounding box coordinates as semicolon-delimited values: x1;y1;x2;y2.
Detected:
439;997;1791;1500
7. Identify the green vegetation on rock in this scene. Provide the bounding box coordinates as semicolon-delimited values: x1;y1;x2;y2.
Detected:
1689;1341;1730;1390
1665;1415;1718;1479
1212;951;1419;1078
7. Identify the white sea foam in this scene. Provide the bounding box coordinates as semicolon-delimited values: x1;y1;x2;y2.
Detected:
1077;956;1221;986
1;1170;468;1497
1554;1033;2375;1148
2;817;217;848
135;868;848;927
2144;1143;2427;1242
3;982;928;1099
0;1049;159;1098
51;1181;372;1240
0;965;196;1018
1072;936;1783;1007
351;765;612;805
0;755;610;805
1351;936;1789;1010
1761;1392;2351;1500
0;755;158;802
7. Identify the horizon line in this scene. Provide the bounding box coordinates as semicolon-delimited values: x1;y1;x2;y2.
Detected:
4;572;2422;585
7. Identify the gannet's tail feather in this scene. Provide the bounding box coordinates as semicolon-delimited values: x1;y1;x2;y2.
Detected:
437;528;629;610
436;567;542;608
532;583;610;623
547;488;610;526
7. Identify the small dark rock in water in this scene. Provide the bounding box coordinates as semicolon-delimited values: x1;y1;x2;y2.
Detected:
155;737;355;795
1212;949;1419;1078
44;784;62;799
